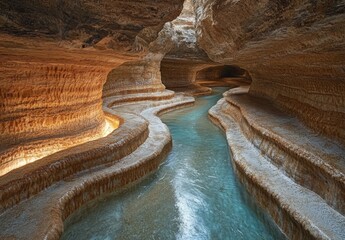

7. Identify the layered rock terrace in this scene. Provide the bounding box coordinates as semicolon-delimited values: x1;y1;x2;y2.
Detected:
1;0;345;239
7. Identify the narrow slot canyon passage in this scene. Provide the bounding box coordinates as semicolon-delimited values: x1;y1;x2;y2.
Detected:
1;0;344;239
62;88;285;240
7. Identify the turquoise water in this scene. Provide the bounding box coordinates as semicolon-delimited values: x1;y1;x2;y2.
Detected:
62;87;286;240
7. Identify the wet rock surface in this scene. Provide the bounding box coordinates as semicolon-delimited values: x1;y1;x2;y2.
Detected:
0;0;345;239
209;87;345;240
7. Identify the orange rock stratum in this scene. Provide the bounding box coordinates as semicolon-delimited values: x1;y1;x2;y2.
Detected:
0;0;344;239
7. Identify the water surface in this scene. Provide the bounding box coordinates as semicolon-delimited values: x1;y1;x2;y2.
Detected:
62;87;286;240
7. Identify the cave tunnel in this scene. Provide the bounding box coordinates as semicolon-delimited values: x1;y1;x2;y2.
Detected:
196;65;252;88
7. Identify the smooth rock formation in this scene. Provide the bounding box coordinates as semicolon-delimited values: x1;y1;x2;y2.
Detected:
192;1;345;238
194;0;345;145
0;91;194;239
0;57;120;176
103;55;166;96
209;87;345;239
161;58;214;95
1;1;345;239
102;22;176;96
0;0;184;175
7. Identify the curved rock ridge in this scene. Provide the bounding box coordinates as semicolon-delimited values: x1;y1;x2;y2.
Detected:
223;88;345;215
0;91;195;239
0;110;146;213
104;90;176;107
161;58;214;95
103;56;167;97
209;88;345;240
0;1;344;239
103;0;217;98
194;0;345;145
0;0;185;175
103;0;211;98
0;60;120;176
102;21;178;97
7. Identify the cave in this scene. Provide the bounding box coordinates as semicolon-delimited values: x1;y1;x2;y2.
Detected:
195;65;252;88
0;0;344;239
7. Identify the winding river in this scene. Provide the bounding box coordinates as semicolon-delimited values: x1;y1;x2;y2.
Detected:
62;87;286;240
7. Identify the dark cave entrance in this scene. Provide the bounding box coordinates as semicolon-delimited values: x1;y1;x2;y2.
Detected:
195;65;252;88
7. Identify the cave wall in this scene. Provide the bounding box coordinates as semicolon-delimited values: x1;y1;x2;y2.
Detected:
103;58;165;96
193;0;345;145
102;21;177;97
104;0;214;97
158;0;215;94
0;56;111;175
161;59;211;88
0;0;184;175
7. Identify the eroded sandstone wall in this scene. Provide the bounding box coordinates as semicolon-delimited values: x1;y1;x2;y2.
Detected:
193;0;345;145
159;0;215;94
103;55;166;96
104;0;213;97
0;0;184;175
161;58;211;88
102;21;177;96
0;55;112;175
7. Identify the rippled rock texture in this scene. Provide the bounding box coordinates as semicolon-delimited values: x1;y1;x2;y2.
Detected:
0;0;184;51
103;55;166;97
161;58;213;95
0;0;184;175
104;0;213;97
194;0;345;145
1;1;345;239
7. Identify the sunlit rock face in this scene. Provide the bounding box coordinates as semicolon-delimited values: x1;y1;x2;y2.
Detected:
165;0;209;60
193;0;345;145
0;60;118;176
0;0;184;175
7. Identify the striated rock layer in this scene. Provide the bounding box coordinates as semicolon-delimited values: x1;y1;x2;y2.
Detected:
0;0;184;175
194;0;345;145
0;91;194;239
161;58;214;95
194;0;345;238
0;51;121;176
209;88;345;239
158;0;216;95
103;56;166;97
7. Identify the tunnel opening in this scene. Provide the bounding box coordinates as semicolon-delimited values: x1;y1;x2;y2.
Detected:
196;65;252;88
220;65;246;78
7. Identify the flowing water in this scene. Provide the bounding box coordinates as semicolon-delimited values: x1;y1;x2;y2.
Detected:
62;87;286;240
